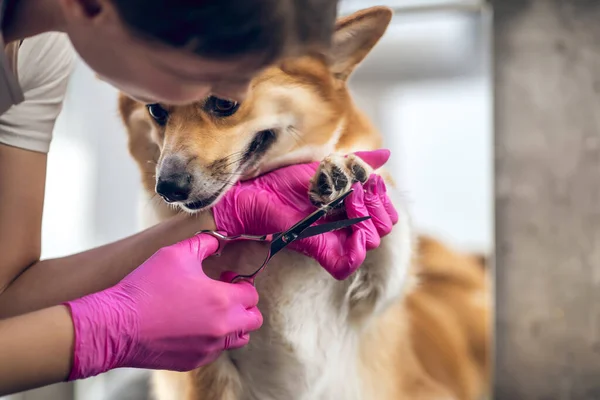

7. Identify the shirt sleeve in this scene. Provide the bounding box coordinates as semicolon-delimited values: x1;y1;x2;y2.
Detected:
0;32;76;153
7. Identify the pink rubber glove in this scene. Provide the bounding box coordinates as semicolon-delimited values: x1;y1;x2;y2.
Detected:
63;233;262;380
213;149;399;280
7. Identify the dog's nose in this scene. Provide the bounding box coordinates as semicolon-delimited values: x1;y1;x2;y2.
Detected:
156;157;193;203
156;172;192;203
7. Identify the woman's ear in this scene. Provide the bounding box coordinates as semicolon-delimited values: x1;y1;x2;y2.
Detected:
328;6;393;82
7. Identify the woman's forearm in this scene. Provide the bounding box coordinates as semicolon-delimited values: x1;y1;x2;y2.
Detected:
0;212;216;319
0;305;74;395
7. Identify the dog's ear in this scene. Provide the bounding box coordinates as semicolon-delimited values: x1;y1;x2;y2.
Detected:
329;6;393;81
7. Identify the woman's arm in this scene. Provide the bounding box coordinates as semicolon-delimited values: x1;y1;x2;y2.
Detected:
0;231;262;397
0;305;74;395
0;144;216;319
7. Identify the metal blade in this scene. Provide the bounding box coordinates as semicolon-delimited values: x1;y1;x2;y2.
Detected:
280;189;355;241
274;216;371;240
269;189;359;256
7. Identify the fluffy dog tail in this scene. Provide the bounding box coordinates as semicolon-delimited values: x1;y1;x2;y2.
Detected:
406;235;491;400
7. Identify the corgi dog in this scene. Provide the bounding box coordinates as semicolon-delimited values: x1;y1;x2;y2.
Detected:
118;6;490;400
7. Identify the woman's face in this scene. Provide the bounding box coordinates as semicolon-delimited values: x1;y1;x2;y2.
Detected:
62;2;268;104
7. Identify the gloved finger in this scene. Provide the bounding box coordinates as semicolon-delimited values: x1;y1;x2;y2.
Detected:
352;149;391;170
288;212;368;280
223;331;251;350
345;182;380;251
242;306;263;332
375;175;400;225
219;270;238;283
219;270;256;287
323;228;368;280
301;223;367;280
223;277;260;308
261;162;319;196
363;176;394;237
224;306;263;349
175;232;220;259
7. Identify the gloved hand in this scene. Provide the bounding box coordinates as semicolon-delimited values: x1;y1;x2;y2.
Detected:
63;233;262;380
213;149;399;280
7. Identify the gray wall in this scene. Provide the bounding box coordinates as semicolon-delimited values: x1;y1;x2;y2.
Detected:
493;0;600;399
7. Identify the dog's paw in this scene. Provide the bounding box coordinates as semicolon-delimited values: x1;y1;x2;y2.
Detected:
308;154;373;206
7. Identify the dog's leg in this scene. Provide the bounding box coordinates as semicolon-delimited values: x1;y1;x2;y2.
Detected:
185;356;242;400
151;357;241;400
309;154;414;323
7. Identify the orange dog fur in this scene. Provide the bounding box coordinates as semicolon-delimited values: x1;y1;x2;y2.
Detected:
118;6;490;400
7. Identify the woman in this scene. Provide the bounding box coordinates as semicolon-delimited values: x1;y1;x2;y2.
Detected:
0;0;397;395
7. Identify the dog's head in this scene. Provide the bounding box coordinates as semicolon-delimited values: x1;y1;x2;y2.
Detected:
119;6;393;213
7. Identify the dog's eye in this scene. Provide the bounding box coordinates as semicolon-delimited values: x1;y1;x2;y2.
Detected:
204;96;239;117
146;104;169;125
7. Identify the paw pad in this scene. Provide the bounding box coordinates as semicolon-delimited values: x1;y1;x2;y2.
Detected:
309;154;373;207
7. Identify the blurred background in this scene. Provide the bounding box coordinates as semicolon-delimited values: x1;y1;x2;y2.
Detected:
2;0;492;399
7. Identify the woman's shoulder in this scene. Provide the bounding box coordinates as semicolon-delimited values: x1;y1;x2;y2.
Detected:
0;33;76;154
17;32;76;92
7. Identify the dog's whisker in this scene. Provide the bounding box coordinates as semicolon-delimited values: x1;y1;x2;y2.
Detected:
218;171;244;177
220;150;246;162
289;127;307;145
220;154;247;169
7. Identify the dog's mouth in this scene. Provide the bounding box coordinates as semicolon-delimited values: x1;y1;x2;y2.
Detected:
174;129;278;213
182;191;224;211
239;129;278;179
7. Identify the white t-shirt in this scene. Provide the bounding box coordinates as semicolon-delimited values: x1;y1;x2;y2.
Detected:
0;1;76;153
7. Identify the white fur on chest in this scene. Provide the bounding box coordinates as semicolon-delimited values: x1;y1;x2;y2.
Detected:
229;250;365;400
142;185;412;400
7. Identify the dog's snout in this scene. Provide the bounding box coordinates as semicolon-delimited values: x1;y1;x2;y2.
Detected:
156;157;193;203
156;173;192;203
